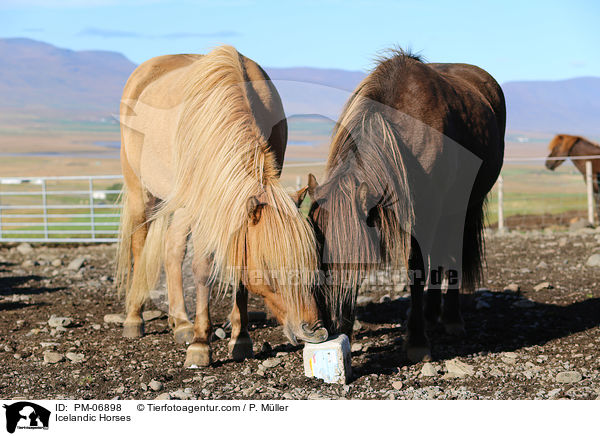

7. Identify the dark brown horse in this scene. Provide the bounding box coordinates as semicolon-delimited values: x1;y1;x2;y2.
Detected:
545;134;600;193
307;50;505;362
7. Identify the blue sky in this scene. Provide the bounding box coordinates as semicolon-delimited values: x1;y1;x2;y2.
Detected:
1;0;598;83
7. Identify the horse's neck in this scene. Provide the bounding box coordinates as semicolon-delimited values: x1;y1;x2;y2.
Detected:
570;139;600;174
571;139;600;157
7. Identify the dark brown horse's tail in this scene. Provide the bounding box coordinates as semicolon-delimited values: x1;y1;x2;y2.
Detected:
461;197;487;292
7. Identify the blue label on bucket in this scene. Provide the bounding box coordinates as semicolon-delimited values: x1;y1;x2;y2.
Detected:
310;349;340;383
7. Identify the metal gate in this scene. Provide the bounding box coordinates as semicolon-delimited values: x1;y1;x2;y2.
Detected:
0;175;123;243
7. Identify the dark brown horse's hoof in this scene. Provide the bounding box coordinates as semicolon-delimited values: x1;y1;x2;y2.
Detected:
122;320;144;338
425;318;440;330
405;333;431;363
184;343;212;368
228;335;253;361
406;345;432;363
173;323;194;344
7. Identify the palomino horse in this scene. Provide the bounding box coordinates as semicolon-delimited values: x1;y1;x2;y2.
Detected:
545;134;600;210
307;50;505;362
116;45;327;368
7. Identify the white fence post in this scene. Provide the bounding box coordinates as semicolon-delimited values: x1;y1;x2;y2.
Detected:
586;160;595;226
41;179;48;240
497;175;505;233
89;177;96;240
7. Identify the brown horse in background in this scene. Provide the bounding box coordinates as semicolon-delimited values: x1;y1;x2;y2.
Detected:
545;134;600;194
307;50;505;362
116;46;327;368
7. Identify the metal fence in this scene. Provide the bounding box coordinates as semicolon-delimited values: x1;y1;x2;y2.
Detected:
491;155;600;231
0;175;123;243
0;154;598;243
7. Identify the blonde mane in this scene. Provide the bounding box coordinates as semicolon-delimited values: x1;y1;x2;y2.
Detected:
153;45;317;312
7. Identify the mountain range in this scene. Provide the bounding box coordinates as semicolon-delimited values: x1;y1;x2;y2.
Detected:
1;38;599;136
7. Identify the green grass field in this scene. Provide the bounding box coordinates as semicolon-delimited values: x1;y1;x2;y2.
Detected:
486;163;589;227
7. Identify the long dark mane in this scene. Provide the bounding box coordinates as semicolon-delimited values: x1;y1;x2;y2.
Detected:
312;52;418;323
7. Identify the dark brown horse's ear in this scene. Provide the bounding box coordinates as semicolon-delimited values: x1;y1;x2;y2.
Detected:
246;196;264;224
291;186;309;208
357;182;370;217
307;173;319;199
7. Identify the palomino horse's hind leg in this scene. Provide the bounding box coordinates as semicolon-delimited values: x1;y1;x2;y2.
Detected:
122;155;148;338
405;236;431;363
228;285;253;361
184;251;212;367
165;209;194;344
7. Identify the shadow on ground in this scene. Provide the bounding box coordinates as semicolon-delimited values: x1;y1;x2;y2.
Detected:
353;292;600;376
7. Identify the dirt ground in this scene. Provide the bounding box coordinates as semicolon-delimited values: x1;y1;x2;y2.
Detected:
1;227;599;400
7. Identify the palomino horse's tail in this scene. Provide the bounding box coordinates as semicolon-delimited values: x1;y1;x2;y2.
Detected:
116;187;170;313
115;188;132;297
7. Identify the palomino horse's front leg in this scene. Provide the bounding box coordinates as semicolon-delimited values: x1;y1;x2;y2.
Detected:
165;209;194;344
184;252;212;367
228;285;253;361
122;157;149;338
405;236;431;362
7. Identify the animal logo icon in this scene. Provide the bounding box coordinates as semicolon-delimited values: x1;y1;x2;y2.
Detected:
3;402;51;433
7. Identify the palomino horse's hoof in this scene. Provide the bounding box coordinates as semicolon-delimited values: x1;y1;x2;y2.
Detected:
173;323;194;344
443;322;466;337
228;336;253;361
122;320;144;338
184;343;212;368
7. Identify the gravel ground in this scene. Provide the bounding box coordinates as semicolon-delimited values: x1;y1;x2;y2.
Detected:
1;226;600;400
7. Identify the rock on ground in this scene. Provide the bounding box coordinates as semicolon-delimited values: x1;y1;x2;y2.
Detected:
586;254;600;267
67;256;86;271
16;243;33;255
103;314;125;324
149;380;163;391
444;358;474;378
556;371;583;384
65;352;85;363
48;315;73;328
421;362;437;377
43;351;64;364
142;310;163;322
262;358;282;368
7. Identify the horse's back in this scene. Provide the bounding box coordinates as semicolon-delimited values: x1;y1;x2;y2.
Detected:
397;60;505;198
120;50;288;200
121;54;203;115
428;62;505;198
357;55;505;215
428;62;506;140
